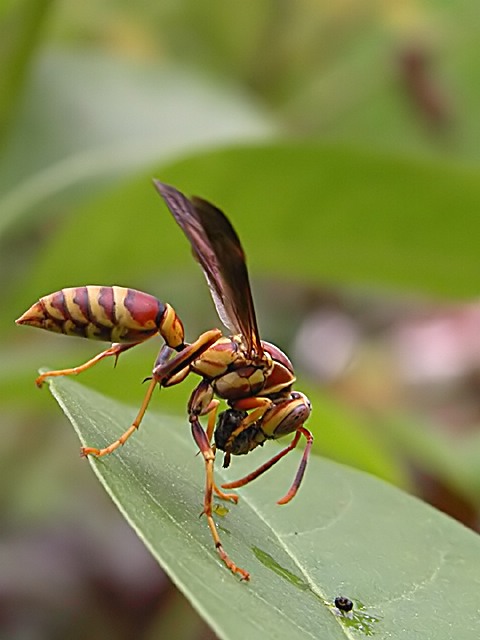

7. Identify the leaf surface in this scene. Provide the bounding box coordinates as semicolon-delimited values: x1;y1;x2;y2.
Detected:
48;375;480;640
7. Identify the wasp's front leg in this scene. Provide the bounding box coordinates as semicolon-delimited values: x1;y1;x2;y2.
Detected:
81;329;222;458
222;392;313;505
152;329;222;382
80;346;172;457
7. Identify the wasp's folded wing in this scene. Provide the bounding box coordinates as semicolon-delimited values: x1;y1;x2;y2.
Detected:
154;181;262;356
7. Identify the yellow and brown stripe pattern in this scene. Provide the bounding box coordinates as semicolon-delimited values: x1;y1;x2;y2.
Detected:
16;286;167;344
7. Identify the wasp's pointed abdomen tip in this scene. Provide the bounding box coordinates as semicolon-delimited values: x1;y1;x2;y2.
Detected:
152;178;165;192
153;180;179;200
15;302;46;327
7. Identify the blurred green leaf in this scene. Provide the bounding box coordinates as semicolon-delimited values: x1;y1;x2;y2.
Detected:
0;0;53;148
305;385;409;488
17;143;480;304
47;375;480;639
0;49;274;237
112;0;480;162
385;414;480;504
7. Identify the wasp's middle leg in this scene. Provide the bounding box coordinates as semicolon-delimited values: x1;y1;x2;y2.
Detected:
190;412;249;580
188;380;238;503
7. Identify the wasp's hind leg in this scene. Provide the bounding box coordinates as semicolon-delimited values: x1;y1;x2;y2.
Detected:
35;342;139;388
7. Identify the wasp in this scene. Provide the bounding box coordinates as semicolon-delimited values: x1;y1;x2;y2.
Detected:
16;182;313;580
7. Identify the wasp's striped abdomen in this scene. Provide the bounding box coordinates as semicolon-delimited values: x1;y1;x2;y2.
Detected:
16;286;184;347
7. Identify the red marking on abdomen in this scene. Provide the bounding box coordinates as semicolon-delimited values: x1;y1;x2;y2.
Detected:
124;289;164;327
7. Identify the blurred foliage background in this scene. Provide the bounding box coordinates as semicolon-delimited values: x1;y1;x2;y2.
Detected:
2;1;480;638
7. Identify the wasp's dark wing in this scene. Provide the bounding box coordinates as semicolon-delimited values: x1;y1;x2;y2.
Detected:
153;181;262;356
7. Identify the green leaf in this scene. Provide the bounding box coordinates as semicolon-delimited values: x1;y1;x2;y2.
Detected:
0;50;274;237
158;145;480;299
0;0;53;149
19;143;480;304
47;375;480;639
305;385;410;489
383;413;480;504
